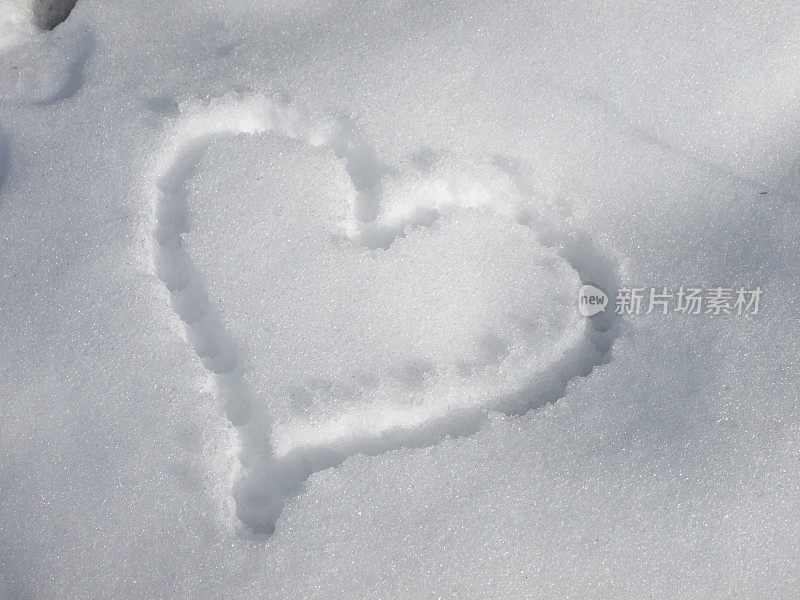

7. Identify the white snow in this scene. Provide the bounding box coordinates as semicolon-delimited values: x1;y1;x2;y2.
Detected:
1;0;799;598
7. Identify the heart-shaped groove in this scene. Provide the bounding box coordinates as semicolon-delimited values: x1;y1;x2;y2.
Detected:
151;94;621;535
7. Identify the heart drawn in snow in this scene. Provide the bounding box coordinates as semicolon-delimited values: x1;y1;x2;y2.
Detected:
150;94;620;534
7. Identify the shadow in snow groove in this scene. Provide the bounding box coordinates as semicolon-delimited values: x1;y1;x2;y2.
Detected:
33;0;78;31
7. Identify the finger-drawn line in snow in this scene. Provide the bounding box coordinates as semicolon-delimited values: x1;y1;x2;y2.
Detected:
150;94;621;535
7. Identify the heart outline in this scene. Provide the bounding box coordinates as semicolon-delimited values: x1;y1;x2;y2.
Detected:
150;93;622;535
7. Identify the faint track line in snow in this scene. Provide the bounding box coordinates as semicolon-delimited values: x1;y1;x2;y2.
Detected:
0;129;9;196
543;80;795;200
150;94;622;535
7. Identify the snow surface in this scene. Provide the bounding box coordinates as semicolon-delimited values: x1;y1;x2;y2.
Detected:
1;0;799;598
